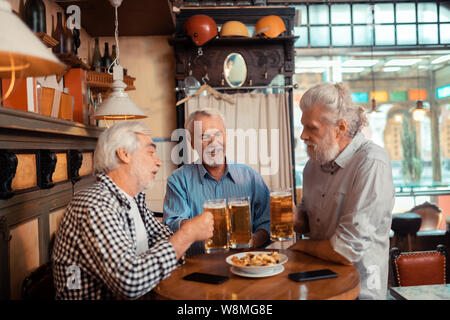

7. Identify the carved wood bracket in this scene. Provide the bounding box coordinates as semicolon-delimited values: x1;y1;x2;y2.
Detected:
0;150;18;200
69;150;83;184
37;150;57;189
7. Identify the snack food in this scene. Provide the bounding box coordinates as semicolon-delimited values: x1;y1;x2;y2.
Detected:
231;252;280;267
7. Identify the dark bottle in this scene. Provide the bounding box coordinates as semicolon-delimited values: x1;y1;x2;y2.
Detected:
52;12;73;54
111;45;117;64
101;42;112;73
24;0;47;33
91;38;102;72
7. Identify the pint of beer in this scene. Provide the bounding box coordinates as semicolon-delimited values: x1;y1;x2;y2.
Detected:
270;189;294;241
203;198;229;253
228;196;252;249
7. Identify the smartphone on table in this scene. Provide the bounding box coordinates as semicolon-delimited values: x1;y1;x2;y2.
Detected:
183;272;229;284
288;269;338;282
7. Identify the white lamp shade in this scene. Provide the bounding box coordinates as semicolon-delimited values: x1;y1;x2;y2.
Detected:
93;79;147;120
0;0;66;78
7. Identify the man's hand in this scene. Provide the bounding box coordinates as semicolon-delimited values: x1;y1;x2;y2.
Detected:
169;211;214;260
293;204;309;234
180;211;214;242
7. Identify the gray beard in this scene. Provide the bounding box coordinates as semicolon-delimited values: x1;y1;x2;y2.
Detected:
306;135;340;165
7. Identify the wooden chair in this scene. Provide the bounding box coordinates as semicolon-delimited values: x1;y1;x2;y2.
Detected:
410;201;443;231
390;245;447;287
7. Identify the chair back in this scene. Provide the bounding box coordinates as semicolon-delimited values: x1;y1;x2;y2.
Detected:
410;201;443;231
390;245;447;287
22;262;55;300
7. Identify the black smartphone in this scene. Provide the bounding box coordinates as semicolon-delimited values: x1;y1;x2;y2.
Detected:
288;269;338;282
183;272;230;284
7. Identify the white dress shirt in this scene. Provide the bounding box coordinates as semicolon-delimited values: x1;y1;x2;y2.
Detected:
302;132;395;300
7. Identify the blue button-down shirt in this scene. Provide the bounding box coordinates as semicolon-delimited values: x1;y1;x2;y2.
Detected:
163;163;270;256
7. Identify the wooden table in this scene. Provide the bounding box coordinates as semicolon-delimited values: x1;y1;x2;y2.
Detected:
390;284;450;300
152;249;360;300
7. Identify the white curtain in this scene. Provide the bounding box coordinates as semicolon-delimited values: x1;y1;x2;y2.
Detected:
184;92;293;191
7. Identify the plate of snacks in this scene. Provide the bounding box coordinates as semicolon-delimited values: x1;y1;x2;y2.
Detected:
225;251;288;275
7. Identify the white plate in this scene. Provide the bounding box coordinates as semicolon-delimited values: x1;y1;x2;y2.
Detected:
225;251;288;274
230;265;285;278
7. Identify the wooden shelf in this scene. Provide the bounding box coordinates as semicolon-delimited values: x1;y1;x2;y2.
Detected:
86;70;136;92
0;107;103;148
56;53;90;71
36;32;58;48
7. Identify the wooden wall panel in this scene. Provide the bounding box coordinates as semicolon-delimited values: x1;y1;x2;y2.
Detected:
11;154;37;191
79;152;94;176
49;208;65;240
53;153;68;183
9;219;40;300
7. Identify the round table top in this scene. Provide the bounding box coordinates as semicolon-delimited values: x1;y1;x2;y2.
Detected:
153;248;360;300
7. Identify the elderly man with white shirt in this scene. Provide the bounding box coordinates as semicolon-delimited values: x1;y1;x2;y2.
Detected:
52;121;213;299
293;82;395;300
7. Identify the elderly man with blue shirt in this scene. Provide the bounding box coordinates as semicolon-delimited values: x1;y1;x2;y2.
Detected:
163;109;271;256
293;83;395;300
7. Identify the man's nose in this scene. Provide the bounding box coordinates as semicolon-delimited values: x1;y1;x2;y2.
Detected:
156;156;162;167
300;129;308;141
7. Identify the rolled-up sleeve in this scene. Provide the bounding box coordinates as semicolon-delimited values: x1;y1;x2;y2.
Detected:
330;158;394;263
163;173;192;232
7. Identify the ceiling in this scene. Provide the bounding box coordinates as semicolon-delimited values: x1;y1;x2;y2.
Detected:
55;0;175;37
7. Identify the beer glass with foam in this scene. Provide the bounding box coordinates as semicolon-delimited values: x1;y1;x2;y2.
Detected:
270;189;293;241
203;198;229;253
228;196;252;248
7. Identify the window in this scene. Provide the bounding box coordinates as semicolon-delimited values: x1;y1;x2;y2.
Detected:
293;53;450;229
291;1;450;48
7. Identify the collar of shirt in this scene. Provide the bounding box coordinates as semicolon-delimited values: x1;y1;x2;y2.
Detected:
96;172;146;209
196;162;237;184
333;132;366;169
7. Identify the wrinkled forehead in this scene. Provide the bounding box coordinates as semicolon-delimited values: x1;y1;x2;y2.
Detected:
194;115;225;132
136;132;156;149
301;104;328;124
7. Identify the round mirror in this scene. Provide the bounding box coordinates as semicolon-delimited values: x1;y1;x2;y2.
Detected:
224;53;247;88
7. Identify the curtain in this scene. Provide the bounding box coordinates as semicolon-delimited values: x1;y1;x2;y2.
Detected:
184;92;293;191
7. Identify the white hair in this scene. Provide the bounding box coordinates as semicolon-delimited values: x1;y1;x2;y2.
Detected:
94;121;151;174
300;82;368;138
184;108;226;138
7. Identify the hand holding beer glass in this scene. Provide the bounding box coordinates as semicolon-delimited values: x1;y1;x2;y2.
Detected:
228;196;252;249
270;188;294;241
203;198;229;253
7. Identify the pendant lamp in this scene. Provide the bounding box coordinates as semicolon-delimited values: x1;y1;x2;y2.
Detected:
93;0;146;121
0;0;66;99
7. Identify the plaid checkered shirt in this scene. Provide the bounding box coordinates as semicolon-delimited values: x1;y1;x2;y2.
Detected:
52;173;181;300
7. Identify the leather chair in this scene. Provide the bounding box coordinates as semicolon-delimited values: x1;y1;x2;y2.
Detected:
410;201;443;231
22;262;55;300
390;245;447;287
391;212;422;251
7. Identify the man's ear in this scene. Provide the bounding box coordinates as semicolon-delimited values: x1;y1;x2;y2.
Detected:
116;148;131;164
336;119;348;139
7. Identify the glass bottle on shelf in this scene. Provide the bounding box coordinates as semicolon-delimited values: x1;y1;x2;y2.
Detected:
52;12;73;54
52;12;65;54
64;16;74;55
91;38;102;72
101;42;112;73
24;0;47;33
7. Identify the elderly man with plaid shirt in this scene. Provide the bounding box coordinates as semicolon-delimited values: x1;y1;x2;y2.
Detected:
52;121;214;300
